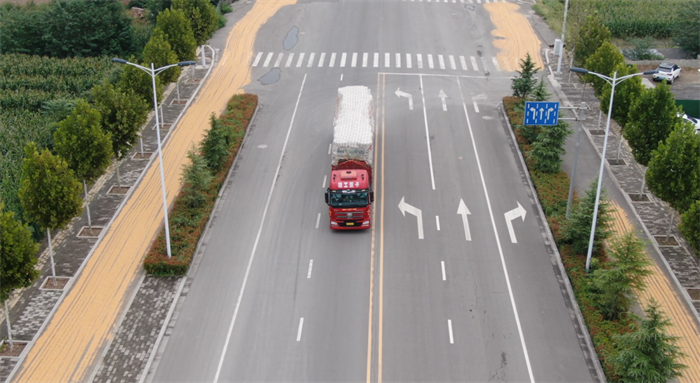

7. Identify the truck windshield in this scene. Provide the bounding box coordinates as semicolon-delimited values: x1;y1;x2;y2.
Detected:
329;191;369;208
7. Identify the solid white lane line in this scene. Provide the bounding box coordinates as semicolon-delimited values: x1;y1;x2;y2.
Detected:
438;55;445;69
252;52;263;67
307;259;314;278
417;54;423;69
441;261;446;281
449;55;456;70
363;52;368;67
315;213;321;229
374;53;379;68
285;53;294;67
318;52;326;67
263;52;274;67
406;54;412;68
436;215;441;231
385;53;390;68
296;52;305;68
274;53;284;67
340;52;347;67
328;143;332;155
396;53;401;68
428;54;434;69
419;75;436;190
307;52;315;67
457;77;535;383
297;318;304;341
352;52;358;67
470;56;479;71
473;101;480;113
460;56;468;70
329;52;336;67
448;320;454;344
213;74;308;383
322;175;327;188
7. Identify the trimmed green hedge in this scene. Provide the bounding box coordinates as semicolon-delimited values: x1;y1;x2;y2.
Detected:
143;94;258;276
504;96;635;382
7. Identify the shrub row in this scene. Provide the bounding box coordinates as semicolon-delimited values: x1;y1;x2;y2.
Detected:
503;96;634;381
143;94;257;276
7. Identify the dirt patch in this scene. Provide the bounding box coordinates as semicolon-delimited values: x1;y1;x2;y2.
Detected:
0;342;26;357
636;64;700;86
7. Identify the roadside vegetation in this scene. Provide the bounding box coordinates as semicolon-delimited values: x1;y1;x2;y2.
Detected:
503;55;687;381
143;94;257;276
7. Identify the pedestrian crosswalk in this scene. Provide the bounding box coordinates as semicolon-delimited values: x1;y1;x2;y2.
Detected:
251;52;507;72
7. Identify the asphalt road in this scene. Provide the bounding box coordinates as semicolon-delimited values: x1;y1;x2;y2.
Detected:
152;1;594;382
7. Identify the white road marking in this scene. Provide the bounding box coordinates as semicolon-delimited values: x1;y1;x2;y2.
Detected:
441;261;446;281
328;143;332;155
406;54;412;68
363;52;368;67
449;55;456;70
396;53;401;68
457;76;535;383
322;175;327;188
352;52;358;67
340;52;347;67
492;57;501;71
263;52;274;67
274;53;284;67
470;56;479;71
448;320;454;344
385;53;390;68
419;75;436;190
252;52;263;67
285;53;294;67
315;213;321;229
438;55;445;69
504;202;527;243
473;101;480;113
318;52;326;67
436;215;441;231
307;52;315;67
457;199;472;241
213;74;308;383
374;52;379;68
340;74;344;81
398;197;424;239
428;54;434;69
329;52;336;67
417;54;423;69
307;259;314;278
296;52;305;68
297;318;304;341
460;55;468;70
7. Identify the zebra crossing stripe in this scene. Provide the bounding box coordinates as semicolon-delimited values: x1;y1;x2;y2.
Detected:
449;55;456;70
491;57;501;72
296;52;305;68
385;53;390;68
318;52;326;67
460;55;467;70
252;52;263;67
351;52;358;67
417;54;423;69
274;53;284;67
396;53;401;68
286;53;294;67
470;56;478;71
363;52;368;67
340;52;347;67
307;53;315;67
329;52;336;67
406;54;412;69
438;55;445;70
263;52;273;67
428;54;434;69
374;53;379;68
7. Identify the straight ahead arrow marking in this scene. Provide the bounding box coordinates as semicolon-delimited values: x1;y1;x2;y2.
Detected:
457;199;472;241
439;89;448;111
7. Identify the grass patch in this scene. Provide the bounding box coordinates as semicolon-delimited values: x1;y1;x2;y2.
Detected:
143;94;258;276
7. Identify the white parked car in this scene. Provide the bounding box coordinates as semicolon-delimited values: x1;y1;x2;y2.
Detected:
653;62;681;83
679;113;700;134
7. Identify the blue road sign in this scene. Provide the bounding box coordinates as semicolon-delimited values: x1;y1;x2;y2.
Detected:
524;101;560;126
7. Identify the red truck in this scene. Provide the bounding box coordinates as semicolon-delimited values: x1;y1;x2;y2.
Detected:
324;86;375;229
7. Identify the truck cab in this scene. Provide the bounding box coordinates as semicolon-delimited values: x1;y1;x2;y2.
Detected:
325;169;374;229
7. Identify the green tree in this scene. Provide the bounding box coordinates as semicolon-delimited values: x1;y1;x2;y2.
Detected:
511;53;539;99
180;148;213;209
531;77;550;102
172;0;218;46
201;115;232;172
117;59;164;106
54;100;113;230
142;29;181;85
0;202;40;348
623;83;682;166
574;12;612;66
584;41;625;97
530;121;571;173
562;180;614;255
155;8;197;61
588;230;651;320
672;0;700;58
18;142;83;281
646;123;700;214
599;63;644;129
679;200;700;253
612;301;686;383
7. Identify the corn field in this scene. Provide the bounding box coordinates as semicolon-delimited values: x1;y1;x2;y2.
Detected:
579;0;691;39
0;53;113;221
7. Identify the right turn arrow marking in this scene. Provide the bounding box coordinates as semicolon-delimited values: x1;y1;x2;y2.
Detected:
457;199;472;241
398;196;423;239
504;201;527;243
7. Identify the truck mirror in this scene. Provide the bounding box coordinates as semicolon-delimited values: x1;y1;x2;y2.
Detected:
325;192;330;205
369;191;374;203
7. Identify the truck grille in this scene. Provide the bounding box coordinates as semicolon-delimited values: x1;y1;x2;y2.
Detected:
337;212;363;219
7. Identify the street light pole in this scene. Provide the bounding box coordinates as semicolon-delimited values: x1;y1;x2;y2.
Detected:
556;0;571;74
111;58;196;258
569;67;657;272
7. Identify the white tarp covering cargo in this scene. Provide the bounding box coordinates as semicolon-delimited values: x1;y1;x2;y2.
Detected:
331;86;375;166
